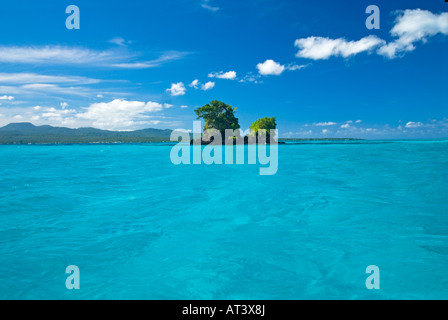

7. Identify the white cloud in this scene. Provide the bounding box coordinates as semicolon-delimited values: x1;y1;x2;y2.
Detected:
294;10;448;61
377;9;448;58
180;105;189;109
0;75;130;102
201;0;219;12
355;120;362;123
41;107;77;119
298;119;448;139
0;46;119;65
295;35;385;60
208;71;237;80
189;79;200;89
110;51;188;69
239;73;262;83
76;99;166;130
0;99;175;129
174;128;192;133
256;59;286;76
0;73;100;85
0;105;81;127
405;121;424;128
0;95;14;100
109;37;132;47
286;63;309;71
0;46;187;69
201;81;215;91
17;83;93;97
166;82;186;96
60;102;69;109
110;62;158;69
322;129;329;134
313;122;337;126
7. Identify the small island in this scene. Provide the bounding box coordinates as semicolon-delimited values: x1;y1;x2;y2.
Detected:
191;100;284;145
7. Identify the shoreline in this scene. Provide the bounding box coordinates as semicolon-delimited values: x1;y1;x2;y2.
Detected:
1;138;447;146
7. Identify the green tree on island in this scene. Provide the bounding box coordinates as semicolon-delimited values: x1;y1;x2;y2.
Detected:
194;100;240;138
194;101;278;144
250;117;277;139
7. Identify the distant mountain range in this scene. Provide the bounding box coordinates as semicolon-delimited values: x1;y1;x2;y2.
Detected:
0;123;176;144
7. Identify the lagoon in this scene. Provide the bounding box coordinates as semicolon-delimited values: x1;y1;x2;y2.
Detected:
0;140;447;299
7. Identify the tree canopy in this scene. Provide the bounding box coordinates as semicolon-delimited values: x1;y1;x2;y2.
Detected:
194;100;240;135
250;117;277;136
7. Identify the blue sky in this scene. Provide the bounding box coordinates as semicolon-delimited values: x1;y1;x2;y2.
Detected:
0;0;446;138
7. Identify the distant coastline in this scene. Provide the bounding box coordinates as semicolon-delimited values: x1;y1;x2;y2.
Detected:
0;122;173;144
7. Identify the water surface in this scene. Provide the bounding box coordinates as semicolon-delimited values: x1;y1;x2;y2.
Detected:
0;140;447;299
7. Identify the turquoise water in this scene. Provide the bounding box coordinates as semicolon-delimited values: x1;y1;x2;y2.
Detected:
0;141;447;300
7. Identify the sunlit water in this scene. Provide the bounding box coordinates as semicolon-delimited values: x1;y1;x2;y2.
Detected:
0;140;447;299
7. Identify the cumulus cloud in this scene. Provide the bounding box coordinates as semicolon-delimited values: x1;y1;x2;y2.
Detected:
189;79;200;89
76;99;169;130
341;124;350;128
295;35;385;60
1;106;80;127
0;99;175;130
60;102;69;109
294;9;448;61
208;71;237;80
187;79;215;91
40;107;77;119
201;81;215;91
0;95;14;100
256;60;308;76
377;9;448;58
166;82;186;96
256;59;286;76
